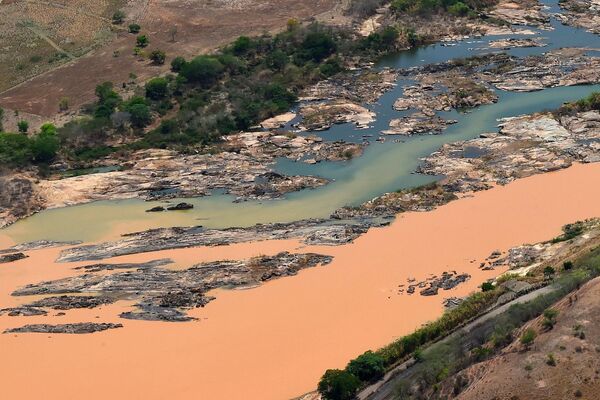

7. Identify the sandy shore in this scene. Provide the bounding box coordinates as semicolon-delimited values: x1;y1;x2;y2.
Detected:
2;163;600;400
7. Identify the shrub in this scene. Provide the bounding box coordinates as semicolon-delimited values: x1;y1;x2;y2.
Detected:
542;308;558;330
448;1;470;16
136;35;149;48
112;10;126;24
318;369;361;400
546;353;556;366
520;328;536;348
171;56;186;72
231;36;253;55
346;351;385;382
17;120;29;133
128;23;141;34
150;49;166;65
0;132;33;166
544;266;556;279
563;261;574;271
481;281;494;292
59;97;70;112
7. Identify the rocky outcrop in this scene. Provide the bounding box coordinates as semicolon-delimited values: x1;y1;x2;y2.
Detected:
488;38;546;49
56;221;376;262
13;252;333;323
0;173;43;229
298;101;375;131
418;111;600;192
557;0;600;34
0;252;27;264
4;323;123;334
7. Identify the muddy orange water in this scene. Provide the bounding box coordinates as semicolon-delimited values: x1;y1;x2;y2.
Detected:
2;163;600;400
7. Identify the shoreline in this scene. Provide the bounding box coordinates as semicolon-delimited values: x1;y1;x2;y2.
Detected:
2;162;600;399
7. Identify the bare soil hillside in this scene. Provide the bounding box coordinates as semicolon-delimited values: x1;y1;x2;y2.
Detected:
0;0;337;117
455;278;600;400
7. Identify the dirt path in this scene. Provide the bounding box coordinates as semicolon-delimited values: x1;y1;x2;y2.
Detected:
25;25;75;60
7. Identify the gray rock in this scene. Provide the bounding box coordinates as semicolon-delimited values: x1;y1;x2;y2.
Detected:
4;323;123;334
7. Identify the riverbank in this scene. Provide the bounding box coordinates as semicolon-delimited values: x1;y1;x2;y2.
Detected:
2;162;600;399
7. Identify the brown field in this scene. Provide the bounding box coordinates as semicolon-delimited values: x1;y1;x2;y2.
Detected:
0;1;126;93
0;0;338;117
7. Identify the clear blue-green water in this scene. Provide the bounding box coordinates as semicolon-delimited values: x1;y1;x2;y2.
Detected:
3;0;599;243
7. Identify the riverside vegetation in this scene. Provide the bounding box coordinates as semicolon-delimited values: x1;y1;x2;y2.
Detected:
317;219;600;400
0;0;503;173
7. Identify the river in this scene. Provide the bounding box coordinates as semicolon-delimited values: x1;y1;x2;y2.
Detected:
1;2;600;399
2;0;600;244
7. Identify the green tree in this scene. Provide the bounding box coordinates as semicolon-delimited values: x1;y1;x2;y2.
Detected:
563;261;574;271
121;96;153;128
150;49;166;65
112;10;126;24
448;2;470;16
266;49;288;71
0;132;33;166
171;56;186;72
94;82;121;119
231;36;253;55
32;123;59;163
481;281;494;292
145;78;169;100
346;351;386;382
128;23;141;34
17;120;29;133
136;35;149;48
179;56;224;87
301;31;337;62
318;369;361;400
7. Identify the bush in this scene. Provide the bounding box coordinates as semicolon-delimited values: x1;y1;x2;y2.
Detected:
231;36;253;55
0;132;33;166
544;266;556;279
112;10;126;24
520;328;536;348
150;49;166;65
542;308;558;330
145;78;169;100
136;35;149;48
346;351;385;382
128;23;141;34
448;1;470;16
563;261;574;271
481;281;494;292
17;120;29;133
318;369;361;400
171;56;186;72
